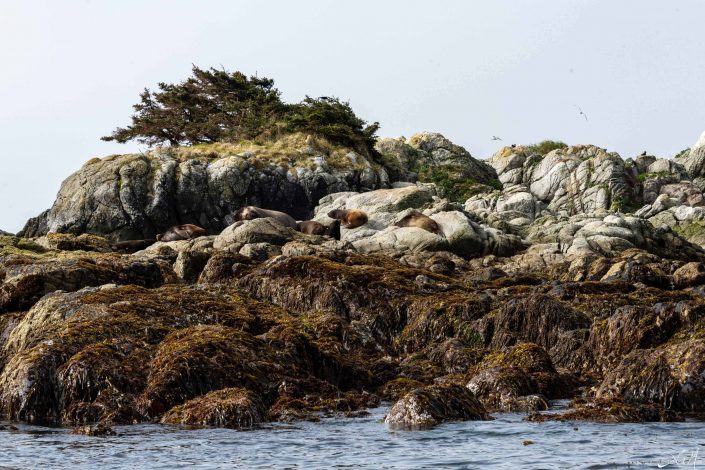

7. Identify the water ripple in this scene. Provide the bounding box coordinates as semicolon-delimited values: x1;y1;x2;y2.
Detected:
1;407;705;469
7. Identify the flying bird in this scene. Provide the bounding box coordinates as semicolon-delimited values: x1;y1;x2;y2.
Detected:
491;136;502;141
574;105;588;122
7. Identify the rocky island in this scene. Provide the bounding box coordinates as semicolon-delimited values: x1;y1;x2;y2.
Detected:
4;128;705;433
4;67;705;434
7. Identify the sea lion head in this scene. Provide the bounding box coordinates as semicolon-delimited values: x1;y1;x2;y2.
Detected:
156;233;163;241
327;209;345;220
235;206;260;221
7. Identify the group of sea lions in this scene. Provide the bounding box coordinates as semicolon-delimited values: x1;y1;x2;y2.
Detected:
114;205;444;253
233;206;343;238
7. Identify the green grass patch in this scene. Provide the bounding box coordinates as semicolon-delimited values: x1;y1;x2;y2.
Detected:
524;140;568;156
637;171;674;182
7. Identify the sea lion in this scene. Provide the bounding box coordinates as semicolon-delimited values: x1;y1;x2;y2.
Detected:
156;224;207;242
394;211;443;235
327;209;368;229
112;239;156;253
233;206;298;229
297;220;327;236
296;220;341;240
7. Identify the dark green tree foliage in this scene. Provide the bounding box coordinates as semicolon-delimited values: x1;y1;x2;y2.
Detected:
282;96;379;155
103;67;379;155
102;67;285;146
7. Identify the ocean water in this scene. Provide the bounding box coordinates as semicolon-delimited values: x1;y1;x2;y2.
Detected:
1;404;704;469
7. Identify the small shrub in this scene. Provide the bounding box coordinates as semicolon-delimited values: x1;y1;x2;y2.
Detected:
524;140;568;156
674;148;691;159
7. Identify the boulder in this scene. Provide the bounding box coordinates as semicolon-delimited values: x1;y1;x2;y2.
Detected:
673;262;705;288
160;387;265;429
649;205;705;248
213;219;299;253
384;384;491;428
466;343;574;411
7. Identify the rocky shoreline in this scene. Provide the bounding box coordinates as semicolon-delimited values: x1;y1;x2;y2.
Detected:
3;131;705;432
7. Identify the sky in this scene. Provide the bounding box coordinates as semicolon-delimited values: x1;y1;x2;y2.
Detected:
1;0;705;232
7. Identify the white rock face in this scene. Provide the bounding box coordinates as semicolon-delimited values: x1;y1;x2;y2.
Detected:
476;145;635;225
525;212;705;261
694;130;705;150
314;186;525;258
676;130;705;178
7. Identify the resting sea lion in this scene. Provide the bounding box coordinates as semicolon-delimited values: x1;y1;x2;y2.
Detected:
327;209;368;229
156;224;207;242
113;239;156;253
297;220;327;236
394;211;443;235
296;220;341;240
233;206;297;229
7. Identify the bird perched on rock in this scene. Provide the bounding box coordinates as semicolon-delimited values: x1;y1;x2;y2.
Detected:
640;151;647;156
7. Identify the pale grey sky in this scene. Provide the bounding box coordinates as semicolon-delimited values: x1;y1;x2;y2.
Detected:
1;0;704;232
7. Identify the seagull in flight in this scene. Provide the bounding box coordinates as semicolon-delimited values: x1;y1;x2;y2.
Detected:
491;136;502;141
574;105;588;122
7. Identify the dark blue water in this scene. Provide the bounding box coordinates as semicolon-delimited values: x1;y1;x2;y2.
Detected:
1;405;705;469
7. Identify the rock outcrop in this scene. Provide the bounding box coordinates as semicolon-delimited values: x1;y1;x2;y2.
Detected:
21;135;391;241
6;130;705;430
376;132;499;198
312;186;525;258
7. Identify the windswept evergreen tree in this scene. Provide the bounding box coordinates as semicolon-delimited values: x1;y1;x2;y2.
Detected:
103;67;380;155
102;66;285;146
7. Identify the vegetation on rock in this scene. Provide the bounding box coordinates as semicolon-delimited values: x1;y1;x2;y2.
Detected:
523;140;568;155
102;66;379;156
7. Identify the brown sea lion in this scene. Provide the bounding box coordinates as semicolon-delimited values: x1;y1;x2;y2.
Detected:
156;224;207;242
233;206;298;229
394;211;443;235
112;239;156;253
327;209;368;229
297;220;327;236
296;220;341;240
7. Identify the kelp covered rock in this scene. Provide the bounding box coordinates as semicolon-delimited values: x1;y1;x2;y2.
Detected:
0;284;259;424
466;343;576;411
160;387;265;429
384;384;491;428
0;251;170;313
